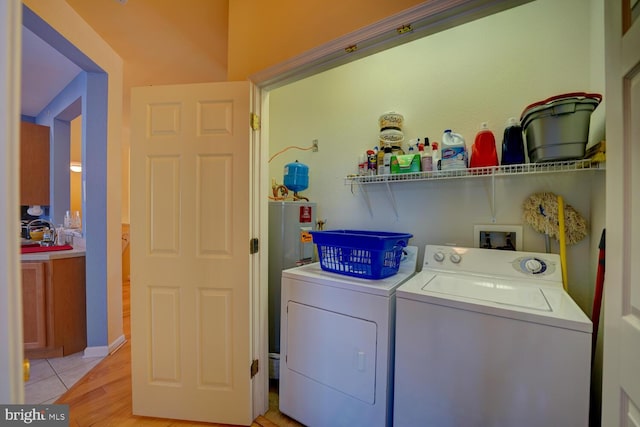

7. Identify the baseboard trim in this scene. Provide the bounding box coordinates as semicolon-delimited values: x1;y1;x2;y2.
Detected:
83;334;126;358
83;346;108;358
109;334;127;354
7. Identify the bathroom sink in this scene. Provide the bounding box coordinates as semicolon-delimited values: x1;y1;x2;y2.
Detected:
21;244;73;254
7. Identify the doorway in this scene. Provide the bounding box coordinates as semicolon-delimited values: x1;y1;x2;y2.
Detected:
22;5;113;355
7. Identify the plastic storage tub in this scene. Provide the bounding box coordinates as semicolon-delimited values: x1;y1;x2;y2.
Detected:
309;230;412;279
520;92;601;162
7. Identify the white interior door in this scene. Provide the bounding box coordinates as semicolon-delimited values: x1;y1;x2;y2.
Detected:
130;81;254;425
602;1;640;425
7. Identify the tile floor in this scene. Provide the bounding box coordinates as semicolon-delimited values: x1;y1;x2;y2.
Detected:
24;352;104;404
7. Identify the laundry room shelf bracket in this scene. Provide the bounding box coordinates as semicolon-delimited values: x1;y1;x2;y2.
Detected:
490;172;496;223
353;179;399;218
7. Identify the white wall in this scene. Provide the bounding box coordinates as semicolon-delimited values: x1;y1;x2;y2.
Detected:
268;0;605;314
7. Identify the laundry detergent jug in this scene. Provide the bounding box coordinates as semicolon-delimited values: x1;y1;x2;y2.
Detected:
470;122;498;168
501;117;526;165
441;129;468;170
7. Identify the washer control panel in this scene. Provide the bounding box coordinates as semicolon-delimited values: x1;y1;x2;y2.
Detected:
512;256;556;276
423;245;561;283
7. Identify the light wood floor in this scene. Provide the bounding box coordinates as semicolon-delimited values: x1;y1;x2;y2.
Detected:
55;280;302;427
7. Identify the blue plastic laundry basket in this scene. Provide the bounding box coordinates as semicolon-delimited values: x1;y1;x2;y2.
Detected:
309;229;412;279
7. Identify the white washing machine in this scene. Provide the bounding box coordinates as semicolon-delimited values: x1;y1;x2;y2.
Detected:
279;246;418;427
393;245;592;427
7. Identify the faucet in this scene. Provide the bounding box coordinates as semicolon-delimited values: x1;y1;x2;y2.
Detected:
27;219;57;246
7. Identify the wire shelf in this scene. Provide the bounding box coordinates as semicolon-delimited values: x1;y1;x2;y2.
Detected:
344;159;603;185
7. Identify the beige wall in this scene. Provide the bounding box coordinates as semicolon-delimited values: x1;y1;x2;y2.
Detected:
24;0;124;347
227;0;425;80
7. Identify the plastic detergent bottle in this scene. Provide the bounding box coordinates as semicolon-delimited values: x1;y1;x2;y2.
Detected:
420;137;432;171
441;129;468;170
501;117;526;165
469;122;498;168
382;146;393;175
377;144;388;175
431;141;440;170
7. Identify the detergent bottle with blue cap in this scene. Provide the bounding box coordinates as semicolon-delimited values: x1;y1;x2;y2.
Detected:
441;129;468;170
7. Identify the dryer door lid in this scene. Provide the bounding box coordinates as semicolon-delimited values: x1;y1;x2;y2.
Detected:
422;273;552;312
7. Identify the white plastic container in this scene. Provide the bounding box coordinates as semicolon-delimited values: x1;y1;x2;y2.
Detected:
382;146;393;175
441;129;468;170
431;142;440;170
420;145;433;171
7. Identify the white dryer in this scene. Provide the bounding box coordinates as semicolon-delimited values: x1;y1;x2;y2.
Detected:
393;245;592;427
279;246;418;427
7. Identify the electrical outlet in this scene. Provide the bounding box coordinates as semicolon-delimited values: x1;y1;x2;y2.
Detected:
473;224;523;251
312;139;318;152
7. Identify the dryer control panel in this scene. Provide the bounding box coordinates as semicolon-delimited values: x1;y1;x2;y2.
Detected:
423;245;561;284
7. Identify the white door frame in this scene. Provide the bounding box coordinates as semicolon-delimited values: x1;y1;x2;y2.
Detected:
0;0;25;404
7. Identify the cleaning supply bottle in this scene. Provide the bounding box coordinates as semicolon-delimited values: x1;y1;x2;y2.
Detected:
358;154;367;175
367;149;377;175
421;137;432;171
431;141;440;170
441;129;468;170
377;144;387;175
382;145;393;175
408;138;419;153
501;117;526;165
469;122;498;168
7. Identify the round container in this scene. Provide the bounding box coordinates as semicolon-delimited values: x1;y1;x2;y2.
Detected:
283;161;309;192
379;112;404;130
520;92;601;162
379;128;404;145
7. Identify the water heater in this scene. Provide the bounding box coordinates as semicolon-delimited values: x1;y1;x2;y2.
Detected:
268;200;317;379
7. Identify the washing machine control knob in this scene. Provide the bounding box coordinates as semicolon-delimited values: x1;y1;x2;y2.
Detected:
524;258;544;274
450;253;462;264
433;251;445;262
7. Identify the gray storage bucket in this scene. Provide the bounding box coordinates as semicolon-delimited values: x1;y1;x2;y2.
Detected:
520;92;602;163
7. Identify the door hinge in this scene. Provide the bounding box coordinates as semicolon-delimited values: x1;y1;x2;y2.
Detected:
344;44;358;53
251;113;261;130
250;359;259;378
250;238;259;254
397;24;413;34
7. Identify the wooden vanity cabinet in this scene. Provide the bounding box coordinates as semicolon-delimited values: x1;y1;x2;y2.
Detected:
22;256;87;359
20;121;50;206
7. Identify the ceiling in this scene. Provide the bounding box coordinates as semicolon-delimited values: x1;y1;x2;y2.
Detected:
21;0;228;118
21;26;82;117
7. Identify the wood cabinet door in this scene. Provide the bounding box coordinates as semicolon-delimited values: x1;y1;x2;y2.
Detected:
20;122;50;206
21;262;47;350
